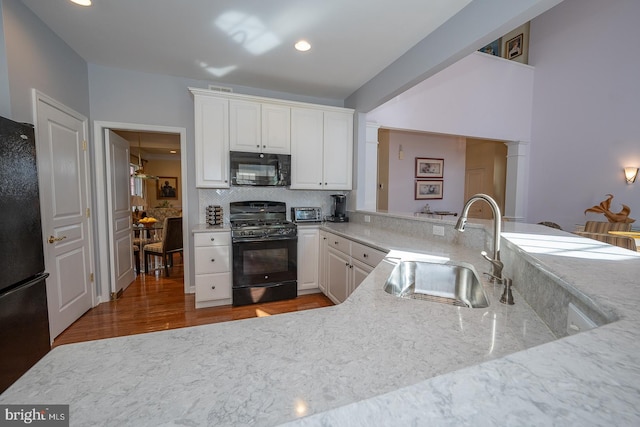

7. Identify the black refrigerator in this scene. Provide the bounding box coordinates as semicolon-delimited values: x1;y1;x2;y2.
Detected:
0;116;51;394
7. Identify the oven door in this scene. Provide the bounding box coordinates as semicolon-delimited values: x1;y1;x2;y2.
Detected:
232;238;297;288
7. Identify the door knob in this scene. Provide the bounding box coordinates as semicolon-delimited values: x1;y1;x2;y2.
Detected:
48;235;67;244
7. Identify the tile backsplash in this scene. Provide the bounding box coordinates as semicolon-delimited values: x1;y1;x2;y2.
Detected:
198;187;348;224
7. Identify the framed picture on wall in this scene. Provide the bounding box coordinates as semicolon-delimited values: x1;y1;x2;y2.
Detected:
415;158;444;178
157;176;178;200
506;33;523;59
478;39;501;57
415;180;443;200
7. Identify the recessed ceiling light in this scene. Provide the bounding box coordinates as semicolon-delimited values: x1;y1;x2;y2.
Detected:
294;40;311;52
70;0;92;6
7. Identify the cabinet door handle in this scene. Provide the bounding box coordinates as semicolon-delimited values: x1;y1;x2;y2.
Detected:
345;262;349;266
211;285;216;290
335;241;339;245
363;253;368;258
210;237;215;241
318;182;322;186
256;144;260;148
210;259;215;262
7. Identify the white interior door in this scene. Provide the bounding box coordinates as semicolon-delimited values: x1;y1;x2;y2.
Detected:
105;130;135;297
33;91;93;340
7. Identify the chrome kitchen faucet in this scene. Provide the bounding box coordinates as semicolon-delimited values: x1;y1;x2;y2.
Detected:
455;194;504;284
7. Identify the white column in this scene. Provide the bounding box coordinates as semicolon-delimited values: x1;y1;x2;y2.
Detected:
359;122;380;211
504;140;529;222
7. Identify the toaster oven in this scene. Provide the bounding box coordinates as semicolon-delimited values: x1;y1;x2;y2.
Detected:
291;207;322;223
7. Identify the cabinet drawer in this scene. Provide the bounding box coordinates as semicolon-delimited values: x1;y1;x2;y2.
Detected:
351;241;387;268
327;234;351;255
194;246;230;274
195;272;231;302
194;232;231;247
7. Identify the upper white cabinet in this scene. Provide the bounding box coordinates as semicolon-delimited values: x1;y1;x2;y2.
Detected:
193;92;230;188
290;108;324;189
190;87;352;189
261;104;291;154
323;111;353;190
229;100;261;152
290;108;353;190
229;100;291;154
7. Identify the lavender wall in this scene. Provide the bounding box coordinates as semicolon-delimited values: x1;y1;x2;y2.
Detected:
385;130;466;215
366;52;535;142
528;0;640;230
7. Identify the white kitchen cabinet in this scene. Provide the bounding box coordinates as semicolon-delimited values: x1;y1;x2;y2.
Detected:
318;230;328;293
290;107;353;190
291;107;324;189
229;100;261;153
297;227;320;293
194;231;232;308
261;103;291;154
230;100;291;154
322;231;387;304
350;258;373;294
327;246;350;304
193;92;229;188
323;112;353;190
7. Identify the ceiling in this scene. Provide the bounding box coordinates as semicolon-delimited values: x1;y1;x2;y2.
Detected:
21;0;472;100
114;130;180;158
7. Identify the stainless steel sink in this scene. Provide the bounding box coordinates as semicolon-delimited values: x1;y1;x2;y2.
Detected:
384;261;489;308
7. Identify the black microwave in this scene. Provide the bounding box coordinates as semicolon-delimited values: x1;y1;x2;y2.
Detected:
229;151;291;186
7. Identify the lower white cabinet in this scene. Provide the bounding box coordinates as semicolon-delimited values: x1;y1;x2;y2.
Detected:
322;232;387;304
194;230;232;308
318;230;329;293
297;227;320;293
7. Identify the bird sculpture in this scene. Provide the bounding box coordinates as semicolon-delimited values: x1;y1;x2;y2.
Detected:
584;194;635;223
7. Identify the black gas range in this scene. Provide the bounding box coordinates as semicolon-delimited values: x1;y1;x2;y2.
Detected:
229;201;297;306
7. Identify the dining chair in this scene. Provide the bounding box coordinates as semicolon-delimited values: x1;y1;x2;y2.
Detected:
143;217;183;276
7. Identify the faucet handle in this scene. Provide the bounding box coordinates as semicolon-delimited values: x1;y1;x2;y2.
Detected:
483;272;503;283
481;250;504;281
500;277;515;305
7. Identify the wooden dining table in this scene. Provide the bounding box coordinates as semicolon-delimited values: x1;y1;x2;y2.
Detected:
133;223;164;272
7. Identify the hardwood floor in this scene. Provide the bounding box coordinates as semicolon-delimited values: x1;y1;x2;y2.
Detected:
53;263;334;347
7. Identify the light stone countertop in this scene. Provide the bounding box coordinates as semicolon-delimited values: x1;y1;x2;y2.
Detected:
2;219;639;426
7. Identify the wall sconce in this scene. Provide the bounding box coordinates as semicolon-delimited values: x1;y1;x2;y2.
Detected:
624;167;638;184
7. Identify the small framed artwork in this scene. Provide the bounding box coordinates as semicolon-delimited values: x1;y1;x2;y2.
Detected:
478;39;501;57
415;158;444;179
415;180;443;200
506;33;523;59
157;176;178;199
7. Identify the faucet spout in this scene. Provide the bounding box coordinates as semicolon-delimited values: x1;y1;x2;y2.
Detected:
456;194;503;281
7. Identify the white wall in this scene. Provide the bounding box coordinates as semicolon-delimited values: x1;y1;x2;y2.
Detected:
1;0;89;122
88;64;347;288
367;52;535;142
384;130;466;215
528;0;640;230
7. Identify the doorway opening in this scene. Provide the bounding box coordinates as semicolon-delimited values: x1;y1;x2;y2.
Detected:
93;121;189;304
